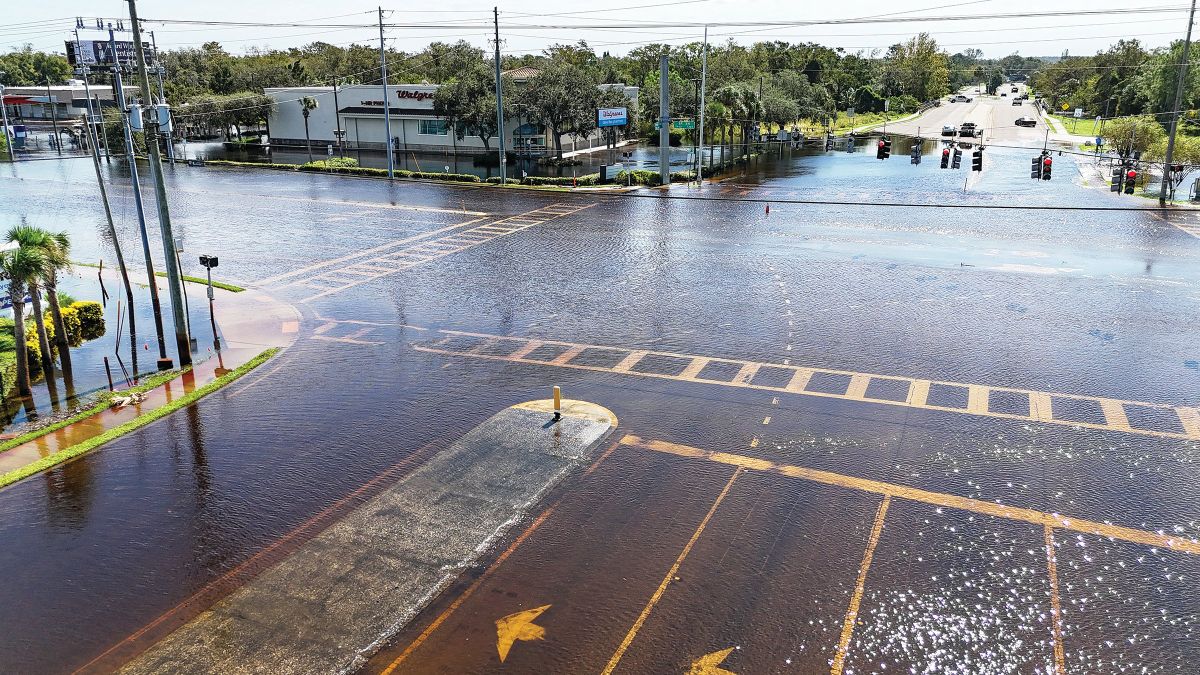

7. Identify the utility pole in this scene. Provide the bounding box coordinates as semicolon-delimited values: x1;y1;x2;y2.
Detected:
127;0;190;368
110;22;168;368
81;88;137;373
0;76;11;162
332;77;344;158
150;31;174;165
1162;0;1197;205
378;6;394;180
493;7;507;183
45;78;61;155
659;54;670;187
697;25;708;185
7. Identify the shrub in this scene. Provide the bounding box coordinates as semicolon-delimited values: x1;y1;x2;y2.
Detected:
614;169;663;186
300;157;360;170
72;301;105;340
485;177;521;184
24;334;41;376
60;306;84;347
521;174;599;186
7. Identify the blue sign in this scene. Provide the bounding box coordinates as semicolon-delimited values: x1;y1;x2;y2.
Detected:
598;107;628;128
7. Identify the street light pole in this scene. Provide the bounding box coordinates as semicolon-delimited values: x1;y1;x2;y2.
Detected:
1162;0;1197;205
127;0;190;368
0;77;11;162
45;77;61;155
697;25;708;184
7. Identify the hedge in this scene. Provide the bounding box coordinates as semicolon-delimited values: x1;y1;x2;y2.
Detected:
73;301;105;341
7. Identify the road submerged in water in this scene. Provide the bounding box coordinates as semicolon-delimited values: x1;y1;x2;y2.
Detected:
1;139;1199;674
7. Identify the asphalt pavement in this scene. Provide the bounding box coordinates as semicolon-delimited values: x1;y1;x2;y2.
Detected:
1;139;1198;674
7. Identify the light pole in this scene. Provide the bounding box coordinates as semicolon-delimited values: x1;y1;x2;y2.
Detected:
199;255;219;350
1162;0;1197;205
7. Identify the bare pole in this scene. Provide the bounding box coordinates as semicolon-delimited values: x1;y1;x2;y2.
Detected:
493;6;507;183
45;77;61;154
128;0;190;367
379;6;394;180
659;54;670;187
150;31;174;165
1162;0;1197;205
697;24;707;185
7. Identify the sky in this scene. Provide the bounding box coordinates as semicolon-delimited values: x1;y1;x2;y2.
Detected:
3;0;1196;60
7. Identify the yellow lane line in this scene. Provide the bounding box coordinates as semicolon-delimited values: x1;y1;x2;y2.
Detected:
1044;525;1066;675
601;467;742;675
414;332;1199;441
845;374;871;401
620;435;1200;555
1030;391;1054;422
679;357;710;379
612;350;649;374
831;496;890;675
1099;399;1131;431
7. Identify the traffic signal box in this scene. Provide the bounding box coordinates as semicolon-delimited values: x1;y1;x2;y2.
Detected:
1031;156;1042;179
877;137;891;160
971;148;983;171
910;142;921;165
952;147;962;169
1125;169;1137;194
941;148;950;169
1042;155;1052;180
1111;168;1124;192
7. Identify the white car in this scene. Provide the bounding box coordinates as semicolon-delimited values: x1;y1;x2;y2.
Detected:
941;125;957;136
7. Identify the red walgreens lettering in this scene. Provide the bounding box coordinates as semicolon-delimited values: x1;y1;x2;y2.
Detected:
396;90;433;102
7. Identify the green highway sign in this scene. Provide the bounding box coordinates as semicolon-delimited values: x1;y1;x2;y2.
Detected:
672;119;696;130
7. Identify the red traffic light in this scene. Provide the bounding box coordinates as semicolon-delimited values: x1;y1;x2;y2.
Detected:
1127;170;1137;179
878;140;885;148
942;148;950;156
1043;157;1052;166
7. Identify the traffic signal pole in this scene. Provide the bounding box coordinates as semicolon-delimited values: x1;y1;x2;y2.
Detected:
1162;0;1197;205
128;0;190;368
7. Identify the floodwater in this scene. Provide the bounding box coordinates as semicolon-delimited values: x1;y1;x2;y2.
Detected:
1;139;1199;673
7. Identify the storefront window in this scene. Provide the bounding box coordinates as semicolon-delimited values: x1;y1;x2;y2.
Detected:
417;119;448;136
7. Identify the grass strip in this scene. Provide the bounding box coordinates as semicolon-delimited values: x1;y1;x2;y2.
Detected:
72;261;246;292
0;348;278;489
154;271;245;293
0;366;190;456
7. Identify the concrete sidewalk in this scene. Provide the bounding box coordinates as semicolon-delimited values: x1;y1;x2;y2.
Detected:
120;398;616;675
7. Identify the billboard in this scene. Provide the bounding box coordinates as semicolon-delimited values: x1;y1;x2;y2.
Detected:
597;107;628;128
66;40;153;67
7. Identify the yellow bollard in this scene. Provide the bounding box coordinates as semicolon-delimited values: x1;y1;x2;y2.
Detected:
553;386;562;418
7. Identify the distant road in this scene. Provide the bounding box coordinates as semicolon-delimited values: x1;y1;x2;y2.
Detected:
873;83;1046;149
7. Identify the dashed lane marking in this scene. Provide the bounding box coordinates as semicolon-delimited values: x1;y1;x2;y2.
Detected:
1044;525;1066;675
619;435;1200;555
283;203;595;302
414;330;1200;441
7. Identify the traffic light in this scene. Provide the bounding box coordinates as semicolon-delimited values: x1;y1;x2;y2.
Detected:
971;148;983;171
941;148;950;169
877;136;891;160
1125;169;1137;194
1042;155;1052;181
1111;168;1124;192
1031;156;1042;179
825;135;833;152
910;141;921;165
952;147;962;169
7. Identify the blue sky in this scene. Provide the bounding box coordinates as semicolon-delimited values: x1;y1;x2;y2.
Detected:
4;0;1195;59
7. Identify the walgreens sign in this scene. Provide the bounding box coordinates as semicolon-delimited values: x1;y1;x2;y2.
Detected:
396;90;434;102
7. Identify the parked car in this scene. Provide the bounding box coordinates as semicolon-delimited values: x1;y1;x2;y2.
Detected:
1015;117;1037;127
1012;99;1022;106
959;122;977;137
941;125;957;136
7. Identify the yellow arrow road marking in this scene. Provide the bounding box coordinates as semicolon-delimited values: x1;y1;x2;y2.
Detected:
495;604;550;663
688;647;737;674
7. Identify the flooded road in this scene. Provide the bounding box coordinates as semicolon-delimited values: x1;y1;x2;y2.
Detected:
1;142;1199;673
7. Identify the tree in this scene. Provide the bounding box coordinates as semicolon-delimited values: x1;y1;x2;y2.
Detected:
7;226;72;379
0;246;48;398
883;34;950;102
0;46;71;86
515;61;599;158
434;64;510;151
300;96;318;162
1104;115;1165;158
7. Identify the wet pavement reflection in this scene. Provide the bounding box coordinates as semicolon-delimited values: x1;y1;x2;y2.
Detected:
1;143;1199;673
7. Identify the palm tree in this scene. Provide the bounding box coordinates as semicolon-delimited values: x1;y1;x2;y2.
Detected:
12;228;72;379
0;247;47;399
300;97;318;163
7;226;57;379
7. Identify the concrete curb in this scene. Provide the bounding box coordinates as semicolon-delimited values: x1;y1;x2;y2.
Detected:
119;398;617;675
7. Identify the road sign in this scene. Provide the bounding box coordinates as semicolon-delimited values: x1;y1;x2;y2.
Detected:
1074;108;1083;118
597;107;628;128
1061;102;1070;111
1096;136;1104;146
847;108;856;118
672;119;696;130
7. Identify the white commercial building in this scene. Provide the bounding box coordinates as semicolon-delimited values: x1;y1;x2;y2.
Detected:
0;81;138;121
264;77;637;157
